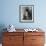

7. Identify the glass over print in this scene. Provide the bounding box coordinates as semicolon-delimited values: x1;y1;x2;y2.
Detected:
19;5;34;23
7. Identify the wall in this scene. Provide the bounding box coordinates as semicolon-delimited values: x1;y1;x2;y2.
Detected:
0;0;46;29
0;0;46;44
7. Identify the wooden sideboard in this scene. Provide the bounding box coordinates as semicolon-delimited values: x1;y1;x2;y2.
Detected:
2;29;45;46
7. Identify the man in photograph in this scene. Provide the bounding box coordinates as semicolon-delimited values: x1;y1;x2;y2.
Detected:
23;7;32;20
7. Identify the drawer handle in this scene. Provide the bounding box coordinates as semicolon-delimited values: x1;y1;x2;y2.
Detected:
9;38;13;40
9;38;12;40
32;39;36;40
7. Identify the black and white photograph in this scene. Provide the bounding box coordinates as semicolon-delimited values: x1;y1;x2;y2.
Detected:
19;5;34;23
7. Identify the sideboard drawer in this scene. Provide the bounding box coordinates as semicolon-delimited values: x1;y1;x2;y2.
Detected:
32;36;45;44
24;32;44;36
3;32;23;36
3;32;23;46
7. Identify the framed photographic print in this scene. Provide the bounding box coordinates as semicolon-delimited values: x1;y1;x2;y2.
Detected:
19;5;34;23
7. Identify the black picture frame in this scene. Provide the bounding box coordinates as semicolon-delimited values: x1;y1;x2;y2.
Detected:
19;5;34;23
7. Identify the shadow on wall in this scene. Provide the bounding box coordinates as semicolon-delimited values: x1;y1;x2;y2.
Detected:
0;24;7;43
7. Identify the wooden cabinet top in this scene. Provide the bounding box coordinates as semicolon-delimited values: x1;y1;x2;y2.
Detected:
3;29;45;36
